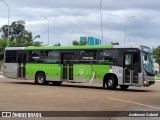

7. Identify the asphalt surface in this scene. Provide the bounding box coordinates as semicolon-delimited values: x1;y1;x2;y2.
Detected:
0;77;160;120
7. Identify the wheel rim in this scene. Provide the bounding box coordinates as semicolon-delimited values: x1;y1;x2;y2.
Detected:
37;75;44;84
108;79;113;87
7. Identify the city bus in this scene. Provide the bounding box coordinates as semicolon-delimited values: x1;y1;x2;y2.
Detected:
3;45;155;90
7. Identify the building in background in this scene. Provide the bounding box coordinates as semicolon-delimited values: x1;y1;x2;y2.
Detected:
80;36;101;45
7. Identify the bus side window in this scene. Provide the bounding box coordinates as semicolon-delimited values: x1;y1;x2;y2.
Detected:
99;50;119;64
44;51;60;63
79;50;98;63
29;51;44;62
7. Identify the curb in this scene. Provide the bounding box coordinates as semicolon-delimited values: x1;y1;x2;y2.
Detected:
0;75;6;78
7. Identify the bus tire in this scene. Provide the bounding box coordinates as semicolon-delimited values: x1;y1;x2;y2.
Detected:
35;73;46;85
120;85;129;90
103;80;106;89
52;81;62;86
106;76;117;90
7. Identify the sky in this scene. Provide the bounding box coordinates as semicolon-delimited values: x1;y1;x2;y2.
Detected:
0;0;160;48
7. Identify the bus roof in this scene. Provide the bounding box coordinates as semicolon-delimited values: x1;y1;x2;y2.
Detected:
5;45;112;50
5;44;148;51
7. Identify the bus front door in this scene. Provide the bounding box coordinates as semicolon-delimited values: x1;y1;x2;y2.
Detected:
124;53;139;85
18;53;27;79
62;53;74;81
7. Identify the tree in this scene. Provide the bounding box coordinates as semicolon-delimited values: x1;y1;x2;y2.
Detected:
0;20;25;40
0;20;40;42
10;20;25;40
153;46;160;72
54;43;61;46
0;25;9;38
0;20;42;60
72;40;87;46
0;39;7;60
23;30;33;42
0;20;42;47
72;40;79;46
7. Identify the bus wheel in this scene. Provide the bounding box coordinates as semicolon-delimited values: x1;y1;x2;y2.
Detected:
106;76;117;90
35;73;46;85
120;85;129;90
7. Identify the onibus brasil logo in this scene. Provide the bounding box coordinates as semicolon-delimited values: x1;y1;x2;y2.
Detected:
2;112;42;118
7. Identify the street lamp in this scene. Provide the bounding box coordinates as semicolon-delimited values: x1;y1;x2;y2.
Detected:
100;0;103;45
45;17;49;46
124;16;135;45
0;0;10;47
69;31;73;46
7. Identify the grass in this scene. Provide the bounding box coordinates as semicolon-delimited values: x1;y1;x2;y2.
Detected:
155;75;160;80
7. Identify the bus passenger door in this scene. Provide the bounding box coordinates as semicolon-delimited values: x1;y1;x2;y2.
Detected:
18;53;27;79
61;53;74;81
124;53;139;85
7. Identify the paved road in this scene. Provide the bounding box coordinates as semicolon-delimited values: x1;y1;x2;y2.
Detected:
0;78;160;120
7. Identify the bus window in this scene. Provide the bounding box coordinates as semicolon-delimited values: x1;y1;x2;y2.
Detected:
79;50;98;63
99;50;119;64
5;50;17;63
44;51;60;63
29;51;44;62
125;54;131;68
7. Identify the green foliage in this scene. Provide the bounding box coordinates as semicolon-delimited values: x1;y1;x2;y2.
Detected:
54;43;61;46
153;46;160;72
0;20;25;40
0;25;9;38
0;20;42;60
0;20;40;42
72;40;87;46
0;39;7;60
153;46;160;64
10;20;25;40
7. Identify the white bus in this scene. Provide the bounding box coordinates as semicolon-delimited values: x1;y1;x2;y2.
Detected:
3;44;155;90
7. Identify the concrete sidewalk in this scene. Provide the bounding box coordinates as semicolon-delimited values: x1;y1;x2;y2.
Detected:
0;72;4;78
0;72;2;75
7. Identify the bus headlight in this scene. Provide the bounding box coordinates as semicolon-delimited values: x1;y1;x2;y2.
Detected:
144;81;147;84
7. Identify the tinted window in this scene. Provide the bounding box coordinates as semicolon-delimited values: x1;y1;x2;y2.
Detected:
79;50;98;63
5;50;17;63
44;51;60;63
74;52;80;63
99;50;119;64
29;51;44;62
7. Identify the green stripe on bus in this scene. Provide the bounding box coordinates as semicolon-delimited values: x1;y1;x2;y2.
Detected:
26;64;61;78
73;64;110;80
24;45;112;50
26;63;110;80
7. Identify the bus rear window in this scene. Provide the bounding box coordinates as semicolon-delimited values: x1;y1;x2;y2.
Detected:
5;50;17;63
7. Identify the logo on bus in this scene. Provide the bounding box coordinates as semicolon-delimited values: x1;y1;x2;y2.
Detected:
74;65;93;81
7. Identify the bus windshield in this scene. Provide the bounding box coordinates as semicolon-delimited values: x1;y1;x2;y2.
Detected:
142;52;155;76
